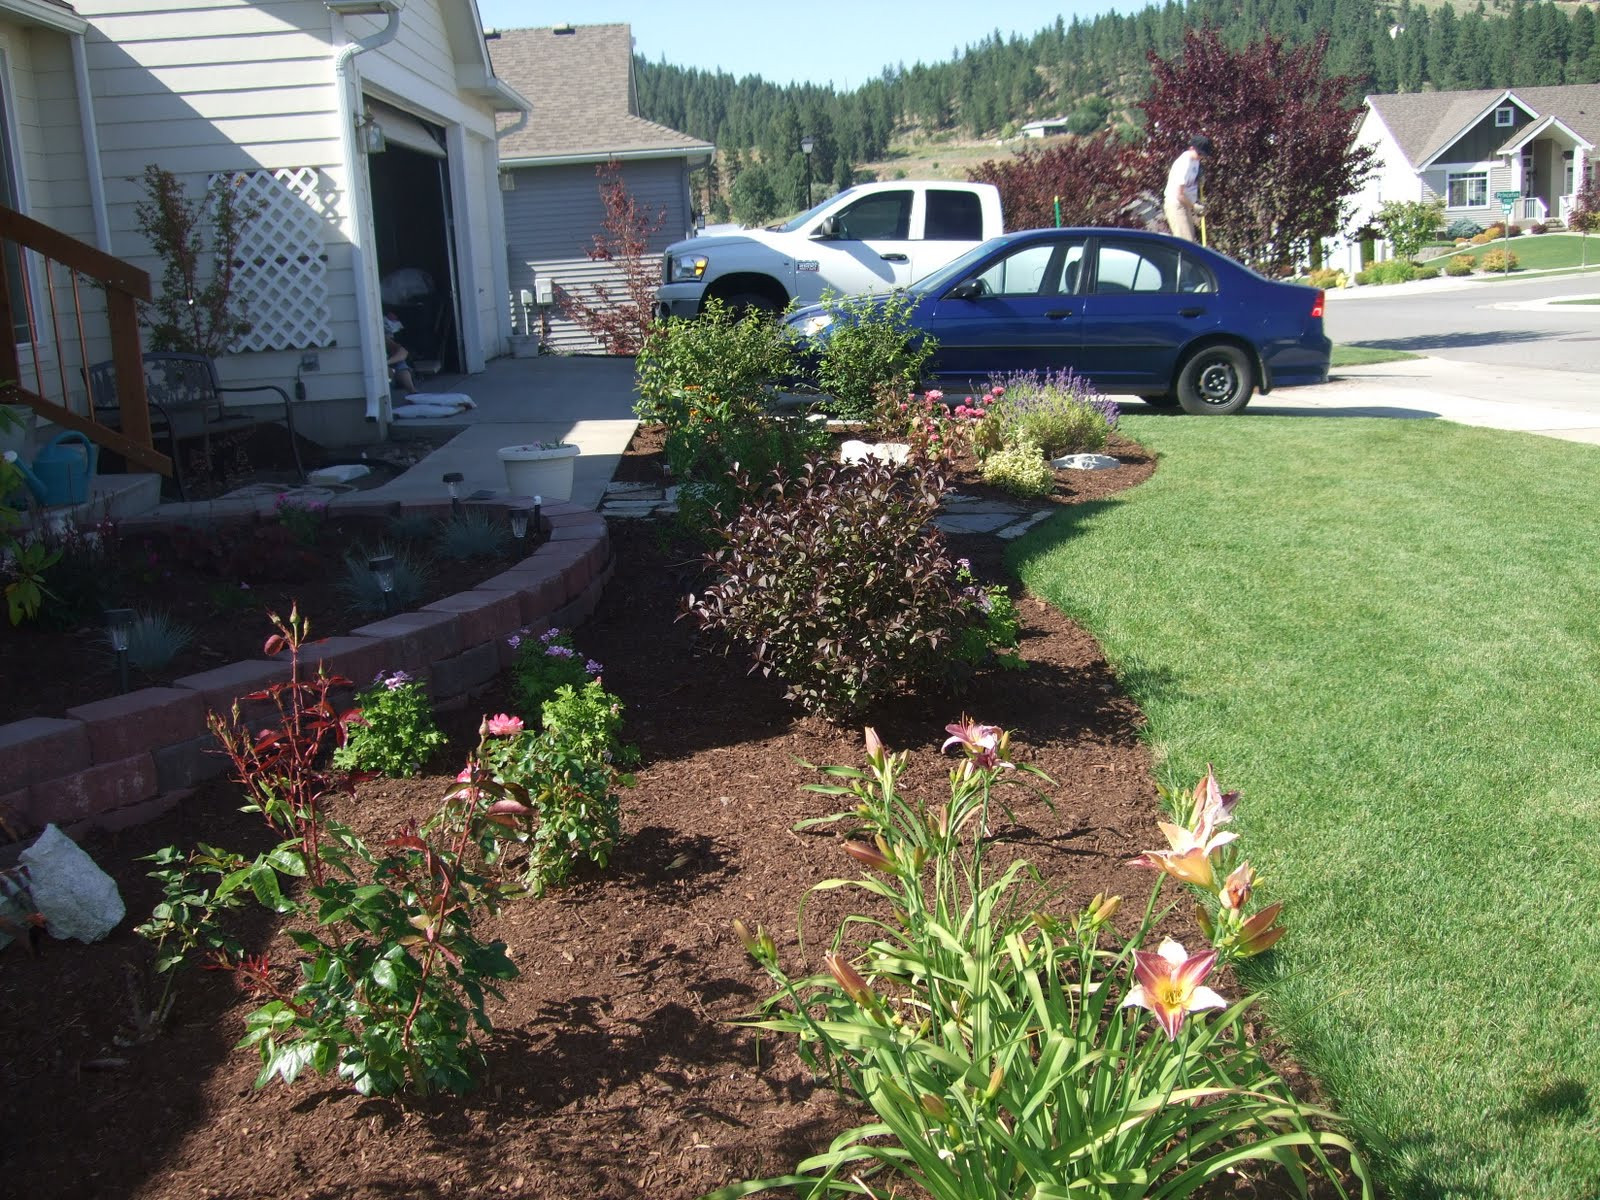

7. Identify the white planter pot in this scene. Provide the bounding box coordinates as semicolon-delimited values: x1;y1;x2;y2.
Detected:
498;442;578;501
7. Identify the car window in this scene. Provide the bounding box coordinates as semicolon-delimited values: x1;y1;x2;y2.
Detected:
924;190;984;240
1177;252;1216;293
1094;241;1185;293
971;240;1085;296
835;191;912;240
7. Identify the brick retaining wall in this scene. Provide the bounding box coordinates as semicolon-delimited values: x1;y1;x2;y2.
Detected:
0;499;611;846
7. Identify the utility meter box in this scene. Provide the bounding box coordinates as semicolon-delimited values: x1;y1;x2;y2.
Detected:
534;276;554;306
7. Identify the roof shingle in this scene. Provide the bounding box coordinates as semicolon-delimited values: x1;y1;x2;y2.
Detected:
488;24;712;163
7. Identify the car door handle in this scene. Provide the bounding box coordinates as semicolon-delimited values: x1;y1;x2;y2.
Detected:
880;252;909;262
1179;306;1205;318
1044;309;1074;319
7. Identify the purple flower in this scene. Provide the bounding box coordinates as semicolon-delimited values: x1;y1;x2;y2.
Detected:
545;644;575;659
383;670;413;690
585;659;604;677
506;634;522;650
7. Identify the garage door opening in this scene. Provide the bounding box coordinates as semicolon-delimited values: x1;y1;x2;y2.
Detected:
364;99;464;376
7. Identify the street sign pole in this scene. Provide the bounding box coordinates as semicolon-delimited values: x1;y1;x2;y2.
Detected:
1495;190;1520;277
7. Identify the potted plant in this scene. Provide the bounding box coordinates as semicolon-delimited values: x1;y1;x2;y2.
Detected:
498;440;578;501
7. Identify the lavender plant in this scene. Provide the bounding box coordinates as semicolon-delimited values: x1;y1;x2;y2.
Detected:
507;626;602;716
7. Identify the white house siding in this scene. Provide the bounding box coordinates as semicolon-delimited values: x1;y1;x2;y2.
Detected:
504;157;692;354
69;0;512;444
1333;107;1420;273
0;17;106;409
1421;162;1513;231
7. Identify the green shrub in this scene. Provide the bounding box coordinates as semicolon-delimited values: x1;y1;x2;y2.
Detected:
980;439;1054;497
433;508;510;560
811;290;935;423
332;671;447;777
508;626;600;717
1373;259;1419;284
634;298;790;428
1446;217;1482;239
1444;254;1475;276
1472;223;1505;244
1413;264;1439;280
1480;247;1520;272
122;609;196;673
1306;267;1342;289
667;409;831;539
1375;197;1445;261
685;455;1018;720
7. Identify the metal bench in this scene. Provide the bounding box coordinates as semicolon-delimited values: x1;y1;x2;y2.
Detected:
87;352;304;499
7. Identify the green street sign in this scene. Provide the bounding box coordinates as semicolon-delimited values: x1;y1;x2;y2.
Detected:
1495;189;1521;204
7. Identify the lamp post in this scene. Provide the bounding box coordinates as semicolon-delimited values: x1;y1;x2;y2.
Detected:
105;607;135;695
368;554;397;616
442;471;464;515
800;135;815;209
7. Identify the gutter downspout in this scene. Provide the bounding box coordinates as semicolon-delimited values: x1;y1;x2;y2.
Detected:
70;31;111;252
332;5;403;430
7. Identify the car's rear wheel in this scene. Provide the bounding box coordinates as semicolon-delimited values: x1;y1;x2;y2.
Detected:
1176;344;1254;415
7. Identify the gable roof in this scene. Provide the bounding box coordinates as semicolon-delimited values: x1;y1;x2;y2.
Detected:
489;23;713;166
1368;84;1600;167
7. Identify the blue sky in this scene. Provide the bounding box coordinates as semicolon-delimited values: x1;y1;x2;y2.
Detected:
476;1;1138;90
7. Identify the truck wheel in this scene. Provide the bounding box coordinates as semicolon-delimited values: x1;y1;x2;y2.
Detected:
714;291;782;319
1176;345;1254;415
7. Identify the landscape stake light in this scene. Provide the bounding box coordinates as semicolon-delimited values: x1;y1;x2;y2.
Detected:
105;607;135;694
368;553;397;615
443;471;464;514
509;505;530;547
534;495;543;546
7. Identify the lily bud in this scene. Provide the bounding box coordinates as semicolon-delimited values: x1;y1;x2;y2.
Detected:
1220;862;1256;912
824;952;876;1009
733;919;758;957
1086;892;1122;925
1195;903;1215;941
863;726;885;767
919;1093;950;1120
1237;901;1286;957
985;1063;1006;1099
843;838;894;873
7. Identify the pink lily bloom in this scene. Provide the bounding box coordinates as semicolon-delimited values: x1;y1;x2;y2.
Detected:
485;713;525;737
941;717;1010;770
1128;845;1217;889
1120;937;1227;1041
1220;862;1256;912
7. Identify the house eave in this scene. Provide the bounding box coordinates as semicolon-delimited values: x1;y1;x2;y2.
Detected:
502;145;714;169
1496;114;1594;156
0;0;87;34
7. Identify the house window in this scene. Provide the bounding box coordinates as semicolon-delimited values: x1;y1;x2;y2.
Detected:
1446;172;1488;209
1495;105;1516;127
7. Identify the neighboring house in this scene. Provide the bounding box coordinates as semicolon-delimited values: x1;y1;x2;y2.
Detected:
488;23;712;354
1020;117;1071;138
0;0;527;446
1335;84;1599;271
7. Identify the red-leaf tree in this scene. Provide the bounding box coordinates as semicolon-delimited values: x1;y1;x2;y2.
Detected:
968;130;1143;230
1138;28;1375;275
558;161;666;355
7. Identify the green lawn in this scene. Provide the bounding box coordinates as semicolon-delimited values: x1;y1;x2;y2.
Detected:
1330;344;1421;366
1445;231;1600;272
1553;297;1600;305
1010;415;1600;1199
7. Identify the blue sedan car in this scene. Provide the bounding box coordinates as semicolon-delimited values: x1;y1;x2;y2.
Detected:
785;228;1331;415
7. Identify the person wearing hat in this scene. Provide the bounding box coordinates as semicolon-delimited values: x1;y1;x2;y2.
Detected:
1163;134;1213;243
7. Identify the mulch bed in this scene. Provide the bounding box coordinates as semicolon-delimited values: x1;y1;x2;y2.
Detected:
0;428;1294;1200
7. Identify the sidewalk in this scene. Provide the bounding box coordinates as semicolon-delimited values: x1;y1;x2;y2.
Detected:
1246;357;1600;445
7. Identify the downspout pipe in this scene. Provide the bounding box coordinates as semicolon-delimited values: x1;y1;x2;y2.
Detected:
331;4;403;429
70;31;111;252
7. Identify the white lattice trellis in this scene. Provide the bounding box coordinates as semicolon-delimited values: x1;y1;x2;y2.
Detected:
216;168;334;351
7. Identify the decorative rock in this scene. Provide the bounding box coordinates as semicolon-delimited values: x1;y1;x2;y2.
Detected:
839;439;910;465
306;463;372;486
1051;453;1121;470
19;824;124;943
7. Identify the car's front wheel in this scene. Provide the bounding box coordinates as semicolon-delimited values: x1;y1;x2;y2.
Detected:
1176;344;1254;415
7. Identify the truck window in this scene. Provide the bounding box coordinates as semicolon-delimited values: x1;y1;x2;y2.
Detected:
835;191;911;240
925;190;984;240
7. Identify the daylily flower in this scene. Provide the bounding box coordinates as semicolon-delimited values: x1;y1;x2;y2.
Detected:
1192;765;1240;838
941;717;1010;770
1128;814;1237;889
485;713;524;737
1120;937;1227;1041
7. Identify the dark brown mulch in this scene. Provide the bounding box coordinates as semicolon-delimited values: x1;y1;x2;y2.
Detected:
0;428;1310;1200
0;514;520;728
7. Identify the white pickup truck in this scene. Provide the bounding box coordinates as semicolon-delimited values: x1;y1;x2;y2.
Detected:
655;180;1005;319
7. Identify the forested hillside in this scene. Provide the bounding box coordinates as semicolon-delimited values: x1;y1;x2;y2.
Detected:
635;0;1600;221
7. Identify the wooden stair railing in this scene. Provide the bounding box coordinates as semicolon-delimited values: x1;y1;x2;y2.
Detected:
0;205;170;476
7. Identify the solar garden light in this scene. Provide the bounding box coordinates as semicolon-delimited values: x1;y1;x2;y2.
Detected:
509;504;531;549
367;553;397;615
533;495;542;546
442;470;465;514
104;607;135;695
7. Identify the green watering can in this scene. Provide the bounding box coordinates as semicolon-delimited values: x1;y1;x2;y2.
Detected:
7;431;98;507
